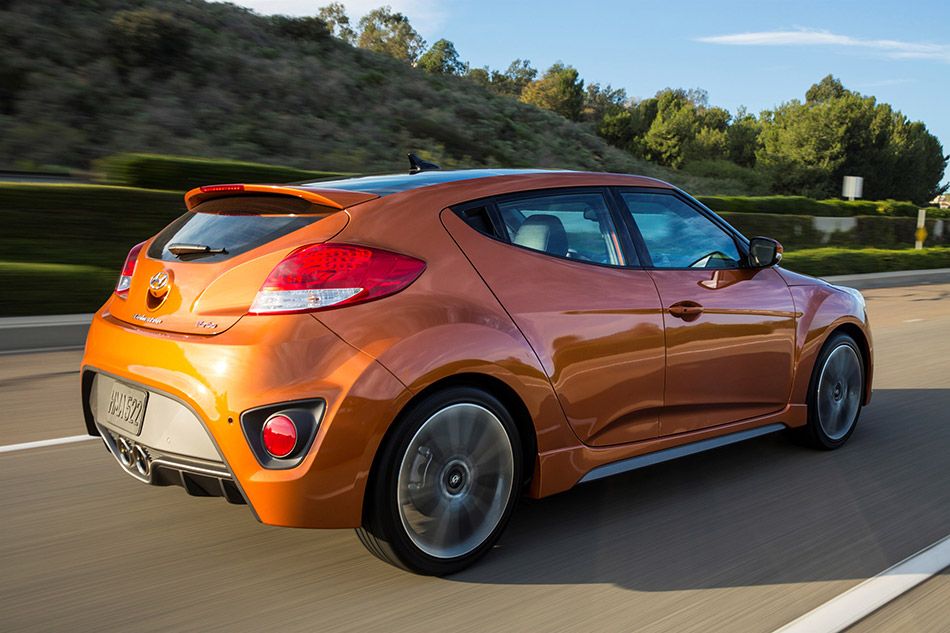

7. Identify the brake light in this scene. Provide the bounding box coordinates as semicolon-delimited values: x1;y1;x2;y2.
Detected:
249;243;426;314
115;241;146;297
199;184;245;193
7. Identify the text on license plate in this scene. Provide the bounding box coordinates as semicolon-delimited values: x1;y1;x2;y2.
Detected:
103;382;148;436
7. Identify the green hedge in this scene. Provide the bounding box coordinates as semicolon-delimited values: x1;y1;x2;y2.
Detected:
0;183;186;269
781;247;950;277
720;212;947;251
698;194;948;219
0;262;116;316
97;153;350;191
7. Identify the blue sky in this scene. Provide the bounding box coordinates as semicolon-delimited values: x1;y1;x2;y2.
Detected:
233;0;949;189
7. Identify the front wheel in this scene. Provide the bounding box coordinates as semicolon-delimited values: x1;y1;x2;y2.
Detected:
357;387;522;575
800;332;865;449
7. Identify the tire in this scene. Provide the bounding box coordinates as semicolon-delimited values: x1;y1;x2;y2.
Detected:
798;332;865;450
356;387;523;575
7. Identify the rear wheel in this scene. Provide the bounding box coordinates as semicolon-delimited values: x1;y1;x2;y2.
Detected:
357;387;522;575
799;332;865;449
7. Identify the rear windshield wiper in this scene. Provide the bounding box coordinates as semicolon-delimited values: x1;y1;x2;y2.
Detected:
167;243;228;259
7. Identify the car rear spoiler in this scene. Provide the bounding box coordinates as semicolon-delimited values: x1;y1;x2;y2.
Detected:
184;184;379;210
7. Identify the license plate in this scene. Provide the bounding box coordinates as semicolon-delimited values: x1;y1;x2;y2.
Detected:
103;382;148;436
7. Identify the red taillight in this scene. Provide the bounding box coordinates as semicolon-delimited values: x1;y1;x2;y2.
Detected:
199;184;245;193
115;241;147;298
262;414;297;458
249;243;426;315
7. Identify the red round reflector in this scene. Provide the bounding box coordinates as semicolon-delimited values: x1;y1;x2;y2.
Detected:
262;414;297;458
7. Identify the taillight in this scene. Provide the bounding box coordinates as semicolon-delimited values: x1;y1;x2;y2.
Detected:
115;241;147;298
249;243;425;315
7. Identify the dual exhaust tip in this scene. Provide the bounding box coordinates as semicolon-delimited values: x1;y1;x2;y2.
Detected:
116;437;150;477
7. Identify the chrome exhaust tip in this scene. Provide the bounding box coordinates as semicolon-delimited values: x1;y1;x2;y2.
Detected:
132;444;150;476
117;437;134;468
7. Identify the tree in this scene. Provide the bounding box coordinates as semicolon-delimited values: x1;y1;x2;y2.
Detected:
317;3;355;44
636;89;731;167
758;75;948;202
357;6;426;63
418;39;465;75
520;62;584;121
492;59;537;98
318;3;355;44
726;107;761;168
583;83;627;123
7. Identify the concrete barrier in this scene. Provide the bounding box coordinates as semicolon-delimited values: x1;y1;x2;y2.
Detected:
0;313;92;353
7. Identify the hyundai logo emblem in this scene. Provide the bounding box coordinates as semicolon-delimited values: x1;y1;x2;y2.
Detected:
149;271;169;291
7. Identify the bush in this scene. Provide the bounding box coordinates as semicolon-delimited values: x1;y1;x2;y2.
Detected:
0;183;185;269
781;247;950;277
96;154;351;191
720;212;947;250
0;262;116;316
698;194;948;219
680;159;771;195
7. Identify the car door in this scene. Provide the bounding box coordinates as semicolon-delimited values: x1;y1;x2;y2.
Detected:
615;189;797;436
442;188;665;446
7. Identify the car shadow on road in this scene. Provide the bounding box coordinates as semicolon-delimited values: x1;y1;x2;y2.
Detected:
452;388;950;590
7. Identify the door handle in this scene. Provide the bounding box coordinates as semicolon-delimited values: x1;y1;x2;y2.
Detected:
668;301;704;320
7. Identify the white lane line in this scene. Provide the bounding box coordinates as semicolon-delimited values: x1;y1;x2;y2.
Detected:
774;534;950;633
0;435;97;454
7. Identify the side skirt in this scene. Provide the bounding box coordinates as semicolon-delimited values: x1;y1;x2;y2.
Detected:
578;423;786;484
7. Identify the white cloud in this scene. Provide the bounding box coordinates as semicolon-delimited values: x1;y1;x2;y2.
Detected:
697;28;950;63
228;1;449;37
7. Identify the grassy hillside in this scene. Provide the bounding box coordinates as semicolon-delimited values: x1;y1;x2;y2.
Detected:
0;0;745;194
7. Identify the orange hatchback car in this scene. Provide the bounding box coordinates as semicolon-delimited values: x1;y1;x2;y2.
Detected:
81;164;872;575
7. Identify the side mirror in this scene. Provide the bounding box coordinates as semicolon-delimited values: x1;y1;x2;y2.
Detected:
748;237;783;268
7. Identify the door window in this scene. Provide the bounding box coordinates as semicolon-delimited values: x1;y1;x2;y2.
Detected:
496;193;627;266
619;193;742;269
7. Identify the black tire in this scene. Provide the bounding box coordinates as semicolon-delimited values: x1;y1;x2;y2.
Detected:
356;387;523;575
797;331;865;450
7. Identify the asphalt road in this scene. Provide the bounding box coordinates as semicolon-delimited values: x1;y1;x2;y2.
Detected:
2;284;948;632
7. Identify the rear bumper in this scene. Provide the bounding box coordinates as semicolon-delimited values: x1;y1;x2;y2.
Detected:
81;307;410;528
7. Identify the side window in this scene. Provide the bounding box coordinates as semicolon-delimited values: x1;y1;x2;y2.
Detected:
619;192;742;269
496;193;628;266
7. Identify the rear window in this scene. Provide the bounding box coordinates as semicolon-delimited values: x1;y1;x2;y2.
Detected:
147;196;336;263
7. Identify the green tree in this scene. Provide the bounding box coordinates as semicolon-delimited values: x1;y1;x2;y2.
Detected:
418;39;465;75
318;3;355;44
758;75;947;202
492;59;537;98
726;107;761;168
357;6;426;63
520;62;584;121
637;89;731;167
583;83;627;123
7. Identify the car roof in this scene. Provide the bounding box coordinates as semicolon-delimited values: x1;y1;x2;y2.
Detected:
184;170;676;210
296;169;560;196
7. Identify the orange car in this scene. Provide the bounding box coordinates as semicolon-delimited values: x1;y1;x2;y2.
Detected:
81;163;872;575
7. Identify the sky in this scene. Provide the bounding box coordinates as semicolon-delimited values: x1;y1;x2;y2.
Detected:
233;0;949;189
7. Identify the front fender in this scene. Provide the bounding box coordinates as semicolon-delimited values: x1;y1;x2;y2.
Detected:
788;284;873;408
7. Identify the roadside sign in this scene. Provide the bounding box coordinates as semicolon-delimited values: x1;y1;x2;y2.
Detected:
916;209;927;249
